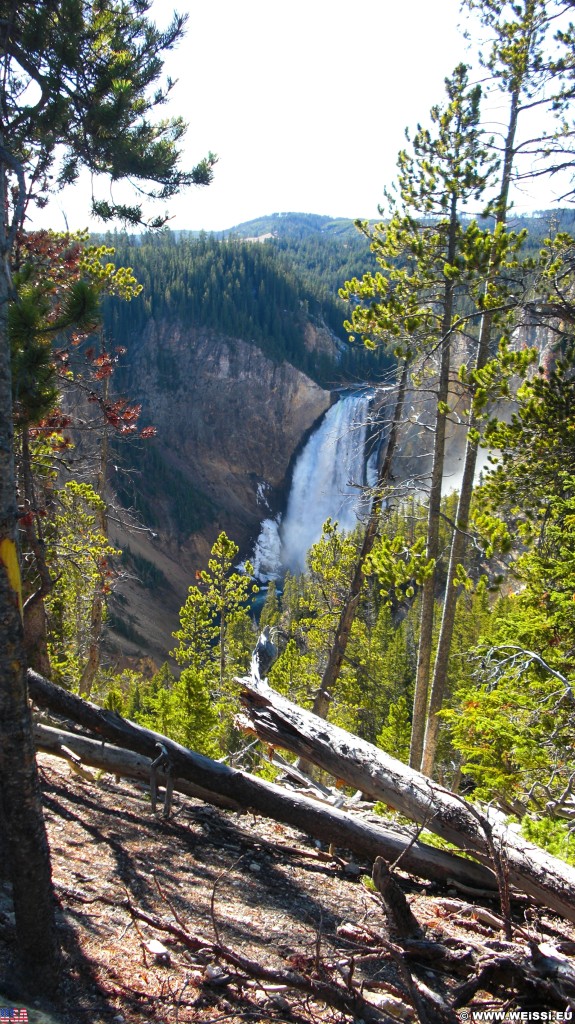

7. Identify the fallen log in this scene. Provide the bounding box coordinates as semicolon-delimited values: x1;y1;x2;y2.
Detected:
27;670;497;891
238;677;575;924
34;723;243;812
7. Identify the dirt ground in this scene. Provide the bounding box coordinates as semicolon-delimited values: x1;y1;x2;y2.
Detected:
0;753;574;1024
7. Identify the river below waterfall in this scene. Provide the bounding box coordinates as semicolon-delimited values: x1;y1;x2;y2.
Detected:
251;391;374;580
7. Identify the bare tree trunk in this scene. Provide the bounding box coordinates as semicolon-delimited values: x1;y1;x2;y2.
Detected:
32;718;497;891
23;597;52;677
20;429;53;676
419;399;484;776
78;385;108;697
410;195;457;770
78;589;104;697
0;139;59;995
238;677;575;923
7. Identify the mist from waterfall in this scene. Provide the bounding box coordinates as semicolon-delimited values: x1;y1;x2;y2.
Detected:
251;392;372;580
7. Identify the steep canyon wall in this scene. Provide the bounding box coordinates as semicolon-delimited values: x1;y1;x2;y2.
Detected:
108;320;333;661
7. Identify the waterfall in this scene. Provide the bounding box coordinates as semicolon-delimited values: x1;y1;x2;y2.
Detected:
251;392;372;580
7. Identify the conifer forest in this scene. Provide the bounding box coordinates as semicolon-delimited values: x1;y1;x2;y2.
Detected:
5;2;575;1020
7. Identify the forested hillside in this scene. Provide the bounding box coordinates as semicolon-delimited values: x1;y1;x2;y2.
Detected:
101;209;575;386
100;216;384;388
84;21;575;878
7;0;575;1016
94;205;567;555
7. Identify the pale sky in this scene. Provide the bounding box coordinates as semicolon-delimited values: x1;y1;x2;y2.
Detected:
28;0;572;234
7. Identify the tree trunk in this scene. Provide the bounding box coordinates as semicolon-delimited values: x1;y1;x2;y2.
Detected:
410;196;457;771
78;588;104;698
238;677;575;924
28;674;575;923
28;674;498;892
420;80;522;776
0;140;59;995
23;597;52;677
20;428;53;676
419;401;482;777
315;360;409;715
78;397;109;698
34;722;245;812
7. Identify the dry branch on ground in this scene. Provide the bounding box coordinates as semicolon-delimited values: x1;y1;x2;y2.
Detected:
238;676;575;923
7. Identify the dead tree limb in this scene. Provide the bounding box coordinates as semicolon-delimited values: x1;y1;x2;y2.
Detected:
372;856;423;940
83;890;398;1024
28;675;497;892
238;677;575;923
34;723;243;812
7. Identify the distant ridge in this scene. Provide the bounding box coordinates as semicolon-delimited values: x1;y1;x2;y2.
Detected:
223;212;362;241
177;207;575;244
175;212;364;242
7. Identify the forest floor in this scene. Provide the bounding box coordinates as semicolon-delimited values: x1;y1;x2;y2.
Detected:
0;753;574;1024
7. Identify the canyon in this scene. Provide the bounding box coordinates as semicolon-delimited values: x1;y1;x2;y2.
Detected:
108;319;337;662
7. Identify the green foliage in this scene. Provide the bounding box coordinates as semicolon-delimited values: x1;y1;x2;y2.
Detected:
100;661;218;756
269;516;415;743
478;352;575;546
263;497;493;757
269;637;311;707
171;531;257;752
377;696;412;763
444;669;546;807
172;587;217;673
521;816;575;865
445;580;575;815
259;582;280;629
10;229;145;438
340;64;507;359
5;1;215;227
157;668;219;757
45;480;120;689
443;354;575;816
367;534;433;604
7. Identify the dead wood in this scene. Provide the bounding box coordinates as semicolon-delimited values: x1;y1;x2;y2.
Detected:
372;856;423;940
452;942;575;1011
29;684;499;901
238;677;575;923
60;885;398;1024
34;722;243;812
433;898;508;933
400;938;474;974
28;674;499;893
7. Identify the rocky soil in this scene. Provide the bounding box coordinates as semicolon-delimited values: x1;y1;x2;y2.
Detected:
0;754;574;1024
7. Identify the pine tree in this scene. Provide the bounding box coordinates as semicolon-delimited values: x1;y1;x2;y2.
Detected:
172;532;257;751
389;64;498;770
260;582;280;629
421;0;570;775
0;0;213;991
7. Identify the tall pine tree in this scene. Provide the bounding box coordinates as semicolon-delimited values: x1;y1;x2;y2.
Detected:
0;0;213;993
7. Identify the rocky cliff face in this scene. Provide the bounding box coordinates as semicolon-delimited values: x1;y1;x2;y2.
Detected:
133;319;332;533
109;321;333;661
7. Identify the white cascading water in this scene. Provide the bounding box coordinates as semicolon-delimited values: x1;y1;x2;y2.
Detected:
251;392;372;580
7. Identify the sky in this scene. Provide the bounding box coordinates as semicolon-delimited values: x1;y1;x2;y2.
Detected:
28;0;574;235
